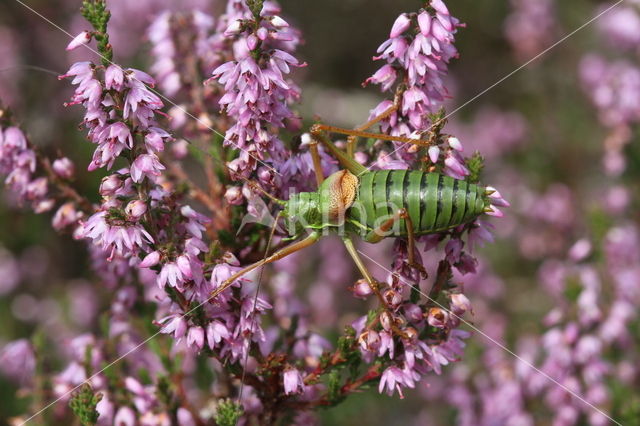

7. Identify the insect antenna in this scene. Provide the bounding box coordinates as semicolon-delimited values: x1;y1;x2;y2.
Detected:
237;210;281;407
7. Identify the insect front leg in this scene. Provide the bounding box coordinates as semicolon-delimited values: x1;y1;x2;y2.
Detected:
346;101;399;157
210;232;320;299
306;135;325;187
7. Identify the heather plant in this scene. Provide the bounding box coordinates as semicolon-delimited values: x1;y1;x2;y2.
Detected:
1;0;640;425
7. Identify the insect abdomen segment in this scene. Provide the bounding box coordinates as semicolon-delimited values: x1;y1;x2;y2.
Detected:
350;170;486;237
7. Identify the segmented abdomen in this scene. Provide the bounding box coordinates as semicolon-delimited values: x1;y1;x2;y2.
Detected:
349;170;486;237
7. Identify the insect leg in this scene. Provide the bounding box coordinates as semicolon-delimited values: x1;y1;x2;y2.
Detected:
307;136;325;187
364;208;427;278
310;127;368;175
311;124;432;149
342;236;382;295
210;232;320;299
346;102;399;157
364;208;408;244
402;210;428;279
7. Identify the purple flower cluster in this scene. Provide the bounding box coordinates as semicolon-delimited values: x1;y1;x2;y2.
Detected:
148;10;216;97
504;0;558;61
0;124;53;213
365;1;463;154
208;0;304;179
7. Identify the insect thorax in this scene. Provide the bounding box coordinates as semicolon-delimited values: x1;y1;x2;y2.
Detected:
281;192;323;236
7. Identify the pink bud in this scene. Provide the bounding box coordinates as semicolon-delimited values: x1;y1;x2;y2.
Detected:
568;238;592;262
224;186;243;205
246;34;259;50
447;136;463;151
380;311;393;331
486;205;504;217
418;11;432;36
350;279;373;299
427;307;449;328
450;293;472;315
271;16;289;28
224;19;243;36
52;157;75;179
390;13;411;38
257;26;269;40
99;175;122;196
283;368;304;395
125;199;147;220
428;146;440;163
66;31;91;51
382;289;402;310
140;251;160;268
113;407;136;426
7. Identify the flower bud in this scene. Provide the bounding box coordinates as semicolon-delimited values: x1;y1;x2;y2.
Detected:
358;330;381;352
224;19;243;36
380;311;393;331
447;136;463;151
125;199;147;220
52;157;75;179
390;13;411;38
383;288;402;310
246;34;259;50
224;186;244;205
350;279;373;299
428;146;440;163
99;174;122;196
271;16;290;28
140;251;160;268
257;26;269;40
450;293;472;316
427;307;449;328
66;31;91;51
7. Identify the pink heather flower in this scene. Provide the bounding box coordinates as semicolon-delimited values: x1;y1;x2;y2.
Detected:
379;366;414;398
390;13;411;38
364;64;397;92
140;251;160;268
597;5;640;49
99;174;123;196
158;261;185;290
130;154;165;183
125;199;147;220
207;3;304;177
52;202;82;231
450;293;472;316
505;0;557;61
52;157;75;179
207;321;231;350
104;65;124;91
428;146;440;163
283;368;304;395
349;279;373;299
78;210;154;257
447;136;463;151
187;326;205;351
0;339;35;384
113;406;136;426
158;314;188;340
427;308;449;328
66;31;92;51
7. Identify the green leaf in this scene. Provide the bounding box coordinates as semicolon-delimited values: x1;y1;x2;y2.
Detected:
69;384;103;426
214;399;244;426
